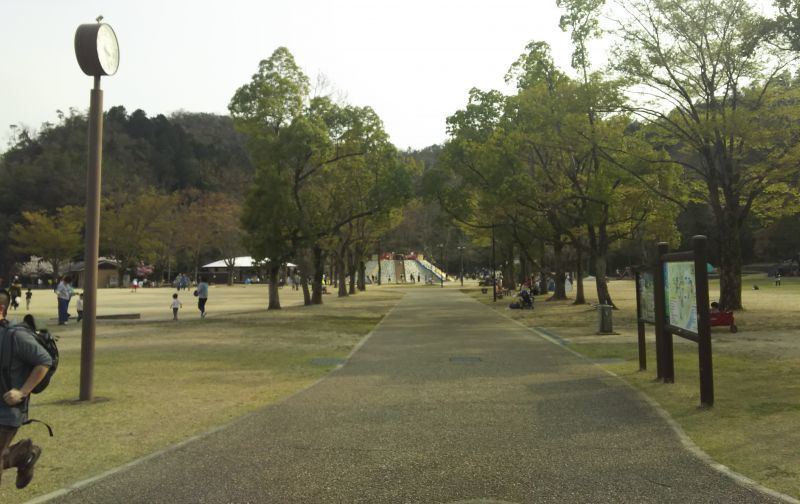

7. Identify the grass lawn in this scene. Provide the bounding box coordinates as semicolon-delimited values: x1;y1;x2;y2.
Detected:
467;274;800;499
1;284;403;503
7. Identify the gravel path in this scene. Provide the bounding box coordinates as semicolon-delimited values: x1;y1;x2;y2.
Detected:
47;289;782;503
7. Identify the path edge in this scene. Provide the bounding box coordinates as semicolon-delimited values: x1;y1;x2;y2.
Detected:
23;295;405;504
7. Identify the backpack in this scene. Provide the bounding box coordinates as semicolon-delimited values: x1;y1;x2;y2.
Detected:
0;324;59;395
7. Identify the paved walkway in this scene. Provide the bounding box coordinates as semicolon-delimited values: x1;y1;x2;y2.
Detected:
49;289;782;503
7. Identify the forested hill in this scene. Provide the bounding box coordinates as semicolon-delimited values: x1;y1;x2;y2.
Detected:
0;107;254;268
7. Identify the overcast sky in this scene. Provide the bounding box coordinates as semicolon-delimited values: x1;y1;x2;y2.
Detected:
1;0;602;151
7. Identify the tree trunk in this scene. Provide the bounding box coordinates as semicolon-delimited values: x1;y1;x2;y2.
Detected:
348;248;356;295
539;269;549;295
548;241;567;301
718;214;743;310
358;260;366;292
588;223;615;307
573;251;586;305
267;264;281;310
301;275;311;306
594;255;613;307
520;253;529;287
311;246;324;305
337;254;348;297
226;263;235;286
502;246;516;291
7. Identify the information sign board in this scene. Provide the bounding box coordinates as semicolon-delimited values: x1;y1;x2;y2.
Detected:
664;261;698;334
638;271;656;324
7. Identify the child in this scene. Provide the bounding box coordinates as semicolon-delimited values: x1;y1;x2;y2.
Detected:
171;293;182;321
76;293;84;321
25;288;32;311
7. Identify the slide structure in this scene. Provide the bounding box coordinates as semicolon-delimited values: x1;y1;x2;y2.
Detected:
364;259;448;284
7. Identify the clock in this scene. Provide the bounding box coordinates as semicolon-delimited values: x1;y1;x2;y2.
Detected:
75;23;119;77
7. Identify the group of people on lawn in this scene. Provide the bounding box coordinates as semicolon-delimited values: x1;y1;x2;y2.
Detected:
47;275;210;325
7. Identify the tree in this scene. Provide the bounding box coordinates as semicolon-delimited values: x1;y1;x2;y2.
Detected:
206;193;246;285
101;191;177;284
9;206;83;278
230;47;312;310
231;48;413;308
612;0;800;309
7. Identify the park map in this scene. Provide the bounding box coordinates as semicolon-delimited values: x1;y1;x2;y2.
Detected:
638;271;656;323
664;262;698;334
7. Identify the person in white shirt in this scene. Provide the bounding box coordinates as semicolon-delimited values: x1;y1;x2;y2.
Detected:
76;294;84;322
54;277;73;325
170;293;182;321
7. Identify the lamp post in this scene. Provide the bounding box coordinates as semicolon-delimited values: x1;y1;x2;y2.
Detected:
75;19;119;401
438;243;445;288
377;240;382;286
457;245;466;287
491;224;496;302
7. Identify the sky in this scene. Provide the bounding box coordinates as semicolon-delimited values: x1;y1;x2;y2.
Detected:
2;1;606;151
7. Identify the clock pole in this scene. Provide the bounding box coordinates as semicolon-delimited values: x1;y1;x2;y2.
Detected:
80;74;103;401
74;21;118;401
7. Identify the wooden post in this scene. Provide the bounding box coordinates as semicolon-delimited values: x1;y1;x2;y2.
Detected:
693;235;714;407
653;242;673;383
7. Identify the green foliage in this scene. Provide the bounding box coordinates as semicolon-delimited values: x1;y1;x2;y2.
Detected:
100;191;178;276
612;0;800;308
9;206;84;276
231;47;414;305
0;107;254;275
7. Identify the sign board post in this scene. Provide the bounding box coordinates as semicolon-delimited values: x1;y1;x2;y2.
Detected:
654;242;674;383
654;236;714;407
693;236;714;406
633;267;656;371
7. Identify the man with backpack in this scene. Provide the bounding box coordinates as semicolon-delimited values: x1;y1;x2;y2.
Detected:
0;289;52;489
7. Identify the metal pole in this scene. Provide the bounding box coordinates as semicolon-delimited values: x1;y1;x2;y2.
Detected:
440;245;444;288
634;270;647;371
694;235;714;407
492;225;496;302
459;247;464;287
80;75;103;401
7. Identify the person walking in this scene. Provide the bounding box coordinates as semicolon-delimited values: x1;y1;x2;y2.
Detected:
24;290;32;312
0;290;52;489
171;293;182;321
8;279;22;312
54;276;73;325
196;277;209;319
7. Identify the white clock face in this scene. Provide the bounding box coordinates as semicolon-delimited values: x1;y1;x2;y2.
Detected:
96;24;119;75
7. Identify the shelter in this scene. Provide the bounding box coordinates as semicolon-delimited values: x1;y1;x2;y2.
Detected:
201;256;297;284
67;258;121;288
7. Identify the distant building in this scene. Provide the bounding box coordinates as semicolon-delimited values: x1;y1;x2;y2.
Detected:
67;258;121;288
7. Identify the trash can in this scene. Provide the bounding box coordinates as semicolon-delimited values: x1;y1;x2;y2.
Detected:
598;304;613;333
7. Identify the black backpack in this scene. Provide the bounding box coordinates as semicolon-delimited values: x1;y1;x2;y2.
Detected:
0;323;59;395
